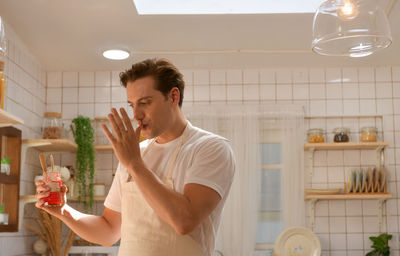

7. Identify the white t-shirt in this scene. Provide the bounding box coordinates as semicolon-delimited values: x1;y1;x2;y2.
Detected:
104;122;235;256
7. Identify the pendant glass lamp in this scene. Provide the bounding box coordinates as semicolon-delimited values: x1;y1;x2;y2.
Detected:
0;16;6;56
312;0;392;57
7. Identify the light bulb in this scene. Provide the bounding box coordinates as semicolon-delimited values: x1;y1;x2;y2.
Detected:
337;0;358;20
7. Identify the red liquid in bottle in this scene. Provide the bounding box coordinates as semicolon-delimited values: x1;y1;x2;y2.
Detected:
44;173;62;206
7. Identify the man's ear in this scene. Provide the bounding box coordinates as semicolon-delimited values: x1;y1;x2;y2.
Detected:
170;87;180;106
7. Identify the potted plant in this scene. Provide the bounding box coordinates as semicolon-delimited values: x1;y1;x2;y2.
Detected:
366;233;392;256
70;116;95;209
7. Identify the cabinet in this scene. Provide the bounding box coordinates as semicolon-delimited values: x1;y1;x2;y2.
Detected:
0;126;22;232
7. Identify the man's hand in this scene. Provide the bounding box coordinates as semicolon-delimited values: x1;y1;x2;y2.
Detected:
102;108;143;170
35;178;67;217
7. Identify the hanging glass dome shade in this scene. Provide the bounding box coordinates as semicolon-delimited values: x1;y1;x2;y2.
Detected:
0;16;6;56
312;0;392;57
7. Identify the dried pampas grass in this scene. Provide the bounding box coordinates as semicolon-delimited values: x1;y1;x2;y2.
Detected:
25;209;76;256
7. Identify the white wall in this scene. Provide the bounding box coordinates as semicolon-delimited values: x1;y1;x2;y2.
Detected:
46;66;400;256
0;23;47;254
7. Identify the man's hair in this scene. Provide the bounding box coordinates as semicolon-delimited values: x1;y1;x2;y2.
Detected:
119;58;185;107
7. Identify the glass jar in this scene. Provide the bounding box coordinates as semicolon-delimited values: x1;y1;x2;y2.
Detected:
360;127;377;142
333;127;350;142
94;117;109;145
307;128;325;143
42;112;63;139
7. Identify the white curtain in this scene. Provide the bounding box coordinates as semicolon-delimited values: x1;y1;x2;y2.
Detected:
184;103;305;256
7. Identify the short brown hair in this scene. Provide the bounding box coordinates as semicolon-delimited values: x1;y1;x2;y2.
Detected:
119;58;185;107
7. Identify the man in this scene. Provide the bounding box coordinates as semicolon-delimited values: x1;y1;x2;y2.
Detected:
35;58;235;256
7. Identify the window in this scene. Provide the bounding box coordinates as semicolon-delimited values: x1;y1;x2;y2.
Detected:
254;130;283;256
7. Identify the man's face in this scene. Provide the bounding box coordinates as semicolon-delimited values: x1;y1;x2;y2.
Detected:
126;76;173;139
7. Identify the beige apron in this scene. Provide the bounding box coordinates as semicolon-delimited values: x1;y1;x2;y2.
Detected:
118;129;205;256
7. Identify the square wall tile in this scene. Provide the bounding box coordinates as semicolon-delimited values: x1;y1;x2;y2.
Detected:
326;83;342;99
184;85;194;102
78;103;94;119
194;85;210;101
260;84;275;100
62;103;78;119
243;84;259;101
226;69;242;85
315;217;329;233
347;234;364;250
292;68;308;83
317;234;330;251
315;200;329;216
63;71;78;87
326;68;341;83
343;150;360;165
309;68;325;83
243;69;259;84
95;71;111;87
47;72;62;87
347;217;363;233
95;87;111;103
95;103;111;117
330;217;346;233
275;69;292;84
46;103;62;113
359;67;375;82
194;70;209;85
375;66;391;82
210;85;226;101
363;216;379;232
180;70;193;86
293;84;309;100
326;100;343;116
47;88;62;104
111;87;126;103
343;99;360;115
310;100;326;116
210;70;225;85
227;85;242;101
393;66;400;81
259;69;275;84
376;82;393;99
79;87;94;103
62;88;78;103
377;99;393;115
112;71;121;86
79;71;94;87
329;200;346;216
342;67;358;83
312;167;327;183
359;99;377;115
330;234;347;250
346;200;362;216
359;83;376;99
276;84;292;100
310;84;326;99
327;167;344;183
342;83;359;99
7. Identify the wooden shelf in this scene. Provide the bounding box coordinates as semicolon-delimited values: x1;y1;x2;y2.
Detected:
0;109;24;127
305;193;392;200
19;195;106;203
304;142;389;150
0;174;18;184
94;144;113;151
22;139;77;152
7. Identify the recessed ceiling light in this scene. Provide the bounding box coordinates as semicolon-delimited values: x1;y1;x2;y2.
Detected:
103;49;130;60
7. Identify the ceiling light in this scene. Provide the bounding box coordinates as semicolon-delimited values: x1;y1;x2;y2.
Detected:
103;49;130;60
312;0;392;58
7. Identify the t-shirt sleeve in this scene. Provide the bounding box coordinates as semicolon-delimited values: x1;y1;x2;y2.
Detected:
184;138;235;199
104;163;123;212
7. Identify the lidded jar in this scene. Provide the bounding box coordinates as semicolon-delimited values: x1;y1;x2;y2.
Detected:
42;112;63;139
333;127;350;142
360;127;377;142
307;128;325;143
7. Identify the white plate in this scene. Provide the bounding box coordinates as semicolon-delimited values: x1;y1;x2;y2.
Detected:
305;188;342;195
274;227;321;256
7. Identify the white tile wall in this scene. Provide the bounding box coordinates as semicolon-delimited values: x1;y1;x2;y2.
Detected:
7;56;399;255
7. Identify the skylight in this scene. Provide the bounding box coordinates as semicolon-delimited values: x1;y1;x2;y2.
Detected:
133;0;324;15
